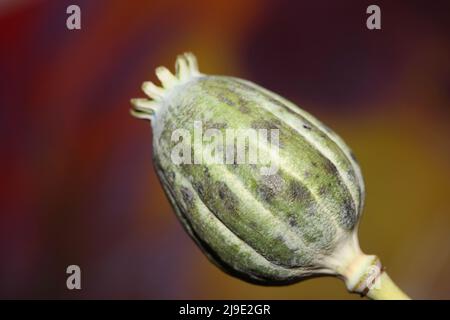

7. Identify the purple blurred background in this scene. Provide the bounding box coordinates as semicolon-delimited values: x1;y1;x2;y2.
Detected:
0;0;449;299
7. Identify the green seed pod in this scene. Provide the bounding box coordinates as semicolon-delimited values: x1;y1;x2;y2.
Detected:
131;53;410;299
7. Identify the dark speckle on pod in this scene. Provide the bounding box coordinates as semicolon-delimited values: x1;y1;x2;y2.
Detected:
217;181;237;212
289;180;310;203
238;98;251;114
250;119;281;130
258;174;285;202
350;151;359;163
288;217;298;227
341;197;357;229
319;185;328;196
167;171;176;183
193;182;205;199
258;184;275;202
323;160;338;176
218;94;236;106
239;105;251;114
180;186;194;206
209;122;228;130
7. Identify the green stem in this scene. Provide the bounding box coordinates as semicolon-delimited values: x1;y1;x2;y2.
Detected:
366;272;411;300
337;249;412;300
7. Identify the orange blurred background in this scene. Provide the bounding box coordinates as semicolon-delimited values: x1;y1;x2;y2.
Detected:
0;0;449;299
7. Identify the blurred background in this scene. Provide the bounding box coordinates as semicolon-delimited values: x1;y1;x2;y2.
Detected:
0;0;449;299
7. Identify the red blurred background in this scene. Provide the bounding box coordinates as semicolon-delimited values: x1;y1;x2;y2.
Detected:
0;0;449;299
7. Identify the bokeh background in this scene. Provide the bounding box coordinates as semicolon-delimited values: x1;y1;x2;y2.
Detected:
1;0;449;299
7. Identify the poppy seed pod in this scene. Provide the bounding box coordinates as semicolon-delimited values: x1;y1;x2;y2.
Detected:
131;53;410;300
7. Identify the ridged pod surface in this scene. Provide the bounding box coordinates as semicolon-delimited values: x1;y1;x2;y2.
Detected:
131;53;410;299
